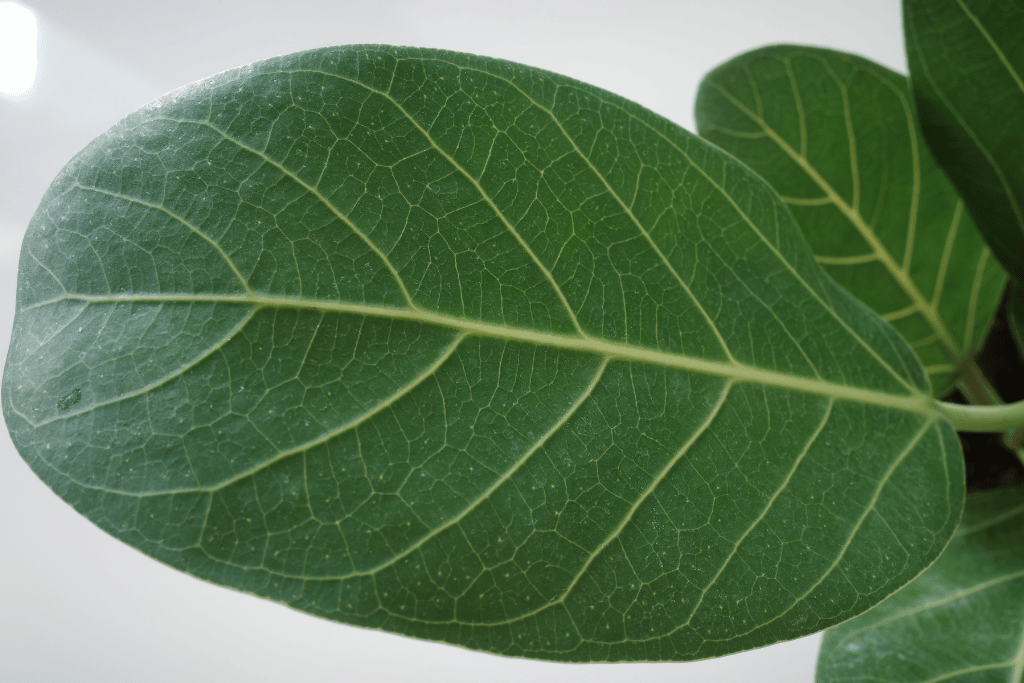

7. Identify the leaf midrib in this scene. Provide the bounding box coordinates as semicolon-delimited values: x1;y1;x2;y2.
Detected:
24;291;937;416
204;57;917;393
91;57;921;399
708;82;966;363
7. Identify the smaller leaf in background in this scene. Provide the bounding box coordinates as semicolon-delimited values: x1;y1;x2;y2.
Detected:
1011;282;1024;363
816;486;1024;683
695;45;1007;397
904;0;1024;284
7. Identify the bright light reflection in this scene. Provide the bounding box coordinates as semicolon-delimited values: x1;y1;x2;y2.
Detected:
0;2;38;97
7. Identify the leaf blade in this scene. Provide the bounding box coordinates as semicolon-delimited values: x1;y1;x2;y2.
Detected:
3;45;961;662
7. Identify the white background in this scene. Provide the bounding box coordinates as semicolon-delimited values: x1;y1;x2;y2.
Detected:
0;1;906;680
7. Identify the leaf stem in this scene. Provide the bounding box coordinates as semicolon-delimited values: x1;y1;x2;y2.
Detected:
953;354;1024;461
936;398;1024;432
954;357;1002;405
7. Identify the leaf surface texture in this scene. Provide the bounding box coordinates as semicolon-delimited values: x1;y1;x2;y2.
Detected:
2;46;962;661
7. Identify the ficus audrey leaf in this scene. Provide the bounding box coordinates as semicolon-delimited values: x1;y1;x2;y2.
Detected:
816;486;1024;683
695;45;1007;398
904;0;1024;285
1;45;964;662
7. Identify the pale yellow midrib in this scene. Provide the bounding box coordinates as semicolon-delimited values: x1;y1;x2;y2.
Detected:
710;85;964;358
33;291;937;416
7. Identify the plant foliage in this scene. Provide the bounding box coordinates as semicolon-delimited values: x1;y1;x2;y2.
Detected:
1;45;966;662
694;45;1007;397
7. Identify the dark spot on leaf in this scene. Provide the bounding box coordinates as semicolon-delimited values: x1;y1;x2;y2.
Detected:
57;388;81;411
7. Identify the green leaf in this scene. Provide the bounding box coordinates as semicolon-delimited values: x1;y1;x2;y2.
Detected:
904;0;1024;285
695;45;1007;398
2;45;963;662
816;486;1024;683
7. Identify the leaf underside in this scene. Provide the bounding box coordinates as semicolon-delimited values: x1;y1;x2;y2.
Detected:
2;46;962;662
817;487;1024;683
695;45;1007;398
904;0;1024;285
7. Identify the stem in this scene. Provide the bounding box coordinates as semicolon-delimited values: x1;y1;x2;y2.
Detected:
936;398;1024;432
953;357;1024;460
954;357;1002;406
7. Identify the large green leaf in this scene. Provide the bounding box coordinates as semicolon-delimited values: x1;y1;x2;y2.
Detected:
817;486;1024;683
695;45;1007;397
2;45;963;662
904;0;1024;285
